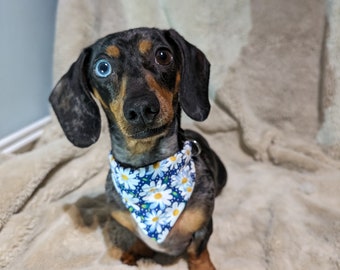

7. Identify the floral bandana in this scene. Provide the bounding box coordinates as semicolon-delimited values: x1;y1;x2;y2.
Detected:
109;141;196;243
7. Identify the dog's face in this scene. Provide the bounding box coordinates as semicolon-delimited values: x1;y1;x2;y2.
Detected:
50;28;210;149
89;29;181;141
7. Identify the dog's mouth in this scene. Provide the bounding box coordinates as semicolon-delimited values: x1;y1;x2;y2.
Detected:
130;124;169;139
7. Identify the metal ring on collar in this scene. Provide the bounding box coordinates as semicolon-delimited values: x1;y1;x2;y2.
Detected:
190;140;202;156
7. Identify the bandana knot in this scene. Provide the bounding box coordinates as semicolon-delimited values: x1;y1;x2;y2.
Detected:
109;141;196;243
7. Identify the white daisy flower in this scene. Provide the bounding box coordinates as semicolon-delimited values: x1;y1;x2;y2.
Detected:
140;181;158;197
138;167;147;178
171;167;193;190
121;190;140;211
157;228;170;243
116;167;139;190
182;143;192;162
109;154;117;168
171;167;195;200
165;202;186;226
148;161;168;179
145;210;165;233
163;153;181;170
182;183;195;200
143;181;173;210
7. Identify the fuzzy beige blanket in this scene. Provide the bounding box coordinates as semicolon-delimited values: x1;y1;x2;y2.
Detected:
1;0;340;269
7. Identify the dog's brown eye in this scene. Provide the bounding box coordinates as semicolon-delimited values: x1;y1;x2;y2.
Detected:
155;49;173;65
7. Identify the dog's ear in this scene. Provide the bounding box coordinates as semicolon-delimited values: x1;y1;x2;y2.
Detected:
49;48;101;148
166;29;211;121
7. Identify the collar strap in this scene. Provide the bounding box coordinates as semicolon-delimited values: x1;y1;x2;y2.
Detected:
109;141;196;243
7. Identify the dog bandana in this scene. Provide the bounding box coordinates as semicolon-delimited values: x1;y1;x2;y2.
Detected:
109;141;196;243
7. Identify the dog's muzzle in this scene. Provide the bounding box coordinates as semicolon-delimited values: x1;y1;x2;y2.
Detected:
123;93;160;126
122;93;167;139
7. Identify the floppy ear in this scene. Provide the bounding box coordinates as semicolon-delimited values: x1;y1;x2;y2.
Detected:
166;29;211;121
49;48;101;148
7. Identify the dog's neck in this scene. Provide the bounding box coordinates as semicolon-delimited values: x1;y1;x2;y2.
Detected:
108;119;182;168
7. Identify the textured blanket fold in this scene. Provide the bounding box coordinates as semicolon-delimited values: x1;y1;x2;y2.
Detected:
1;0;339;269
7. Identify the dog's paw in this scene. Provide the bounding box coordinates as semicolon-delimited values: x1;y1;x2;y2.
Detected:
120;251;138;266
188;248;216;270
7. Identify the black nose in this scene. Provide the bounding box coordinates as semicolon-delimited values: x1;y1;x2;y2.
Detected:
123;96;160;125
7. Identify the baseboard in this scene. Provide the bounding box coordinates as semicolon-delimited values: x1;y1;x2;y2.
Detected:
0;116;51;154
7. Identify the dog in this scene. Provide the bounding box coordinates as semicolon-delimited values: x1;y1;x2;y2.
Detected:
49;27;227;270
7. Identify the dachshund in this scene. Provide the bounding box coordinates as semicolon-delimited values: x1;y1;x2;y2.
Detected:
49;27;227;270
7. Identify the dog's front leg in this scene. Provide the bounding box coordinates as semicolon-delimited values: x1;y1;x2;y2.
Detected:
186;218;215;270
188;248;215;270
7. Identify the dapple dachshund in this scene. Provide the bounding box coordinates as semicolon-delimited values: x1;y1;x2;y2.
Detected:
49;27;227;270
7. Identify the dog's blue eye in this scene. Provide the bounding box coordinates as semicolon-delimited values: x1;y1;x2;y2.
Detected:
94;59;112;78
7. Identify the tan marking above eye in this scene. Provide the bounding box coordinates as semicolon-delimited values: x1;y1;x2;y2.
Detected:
106;45;120;58
138;40;152;55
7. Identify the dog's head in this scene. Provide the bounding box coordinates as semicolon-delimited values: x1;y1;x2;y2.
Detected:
50;28;210;148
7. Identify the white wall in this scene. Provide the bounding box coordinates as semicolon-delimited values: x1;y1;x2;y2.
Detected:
0;0;58;139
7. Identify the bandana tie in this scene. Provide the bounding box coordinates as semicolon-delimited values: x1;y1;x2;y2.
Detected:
109;141;196;243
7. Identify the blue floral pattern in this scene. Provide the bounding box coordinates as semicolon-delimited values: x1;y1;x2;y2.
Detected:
109;141;196;243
